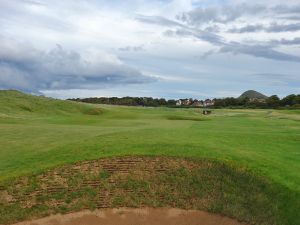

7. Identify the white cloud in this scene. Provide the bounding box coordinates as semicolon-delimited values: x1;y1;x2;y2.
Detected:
0;0;299;98
0;37;155;92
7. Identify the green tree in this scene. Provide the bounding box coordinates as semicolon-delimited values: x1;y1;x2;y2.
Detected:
266;95;280;108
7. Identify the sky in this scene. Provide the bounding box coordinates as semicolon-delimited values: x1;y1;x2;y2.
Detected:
0;0;300;99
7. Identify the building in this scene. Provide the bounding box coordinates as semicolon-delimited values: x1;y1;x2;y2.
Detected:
177;99;192;106
176;98;214;107
203;99;215;107
192;100;204;107
182;99;190;105
176;99;182;106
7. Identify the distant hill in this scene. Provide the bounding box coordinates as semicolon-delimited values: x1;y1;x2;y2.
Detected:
0;90;102;115
239;90;268;99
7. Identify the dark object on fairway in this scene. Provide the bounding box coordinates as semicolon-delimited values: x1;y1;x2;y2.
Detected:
203;109;212;115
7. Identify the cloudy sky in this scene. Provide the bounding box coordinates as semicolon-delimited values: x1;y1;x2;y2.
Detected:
0;0;300;99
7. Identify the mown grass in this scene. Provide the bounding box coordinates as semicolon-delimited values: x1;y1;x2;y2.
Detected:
0;90;299;224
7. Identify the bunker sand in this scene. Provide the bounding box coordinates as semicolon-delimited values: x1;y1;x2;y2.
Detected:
13;208;247;225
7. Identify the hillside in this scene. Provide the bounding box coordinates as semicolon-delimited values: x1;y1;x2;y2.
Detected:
0;90;102;116
239;90;268;99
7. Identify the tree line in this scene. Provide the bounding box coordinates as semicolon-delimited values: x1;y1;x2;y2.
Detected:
68;94;300;109
69;97;177;107
213;94;300;109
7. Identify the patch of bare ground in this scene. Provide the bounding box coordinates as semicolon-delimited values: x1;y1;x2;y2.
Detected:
0;157;282;225
12;208;247;225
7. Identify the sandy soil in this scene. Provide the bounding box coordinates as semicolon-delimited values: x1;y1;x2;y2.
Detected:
13;208;247;225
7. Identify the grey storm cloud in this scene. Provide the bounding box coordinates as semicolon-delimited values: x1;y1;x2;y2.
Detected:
176;2;300;38
0;38;155;92
136;15;225;46
137;14;300;63
229;23;300;33
219;43;300;62
177;4;267;25
177;3;300;26
275;38;300;45
164;28;225;45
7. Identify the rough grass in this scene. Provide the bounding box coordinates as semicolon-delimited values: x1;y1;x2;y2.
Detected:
0;157;298;225
0;90;99;116
0;90;299;224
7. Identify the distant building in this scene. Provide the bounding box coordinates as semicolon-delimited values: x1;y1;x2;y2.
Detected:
203;99;215;107
178;99;191;106
249;98;266;103
176;99;182;106
184;99;191;105
192;100;203;107
176;98;214;107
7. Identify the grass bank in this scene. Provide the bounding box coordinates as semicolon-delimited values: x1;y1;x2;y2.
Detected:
1;157;298;225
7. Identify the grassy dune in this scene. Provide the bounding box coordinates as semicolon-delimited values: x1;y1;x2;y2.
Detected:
0;90;299;224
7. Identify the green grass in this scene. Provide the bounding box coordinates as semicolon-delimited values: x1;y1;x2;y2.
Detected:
0;157;297;225
0;90;299;224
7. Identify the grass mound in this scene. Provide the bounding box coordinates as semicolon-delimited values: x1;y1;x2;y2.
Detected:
0;157;298;225
0;90;101;116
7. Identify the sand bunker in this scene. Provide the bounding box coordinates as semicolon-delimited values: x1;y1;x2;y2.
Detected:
13;208;247;225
